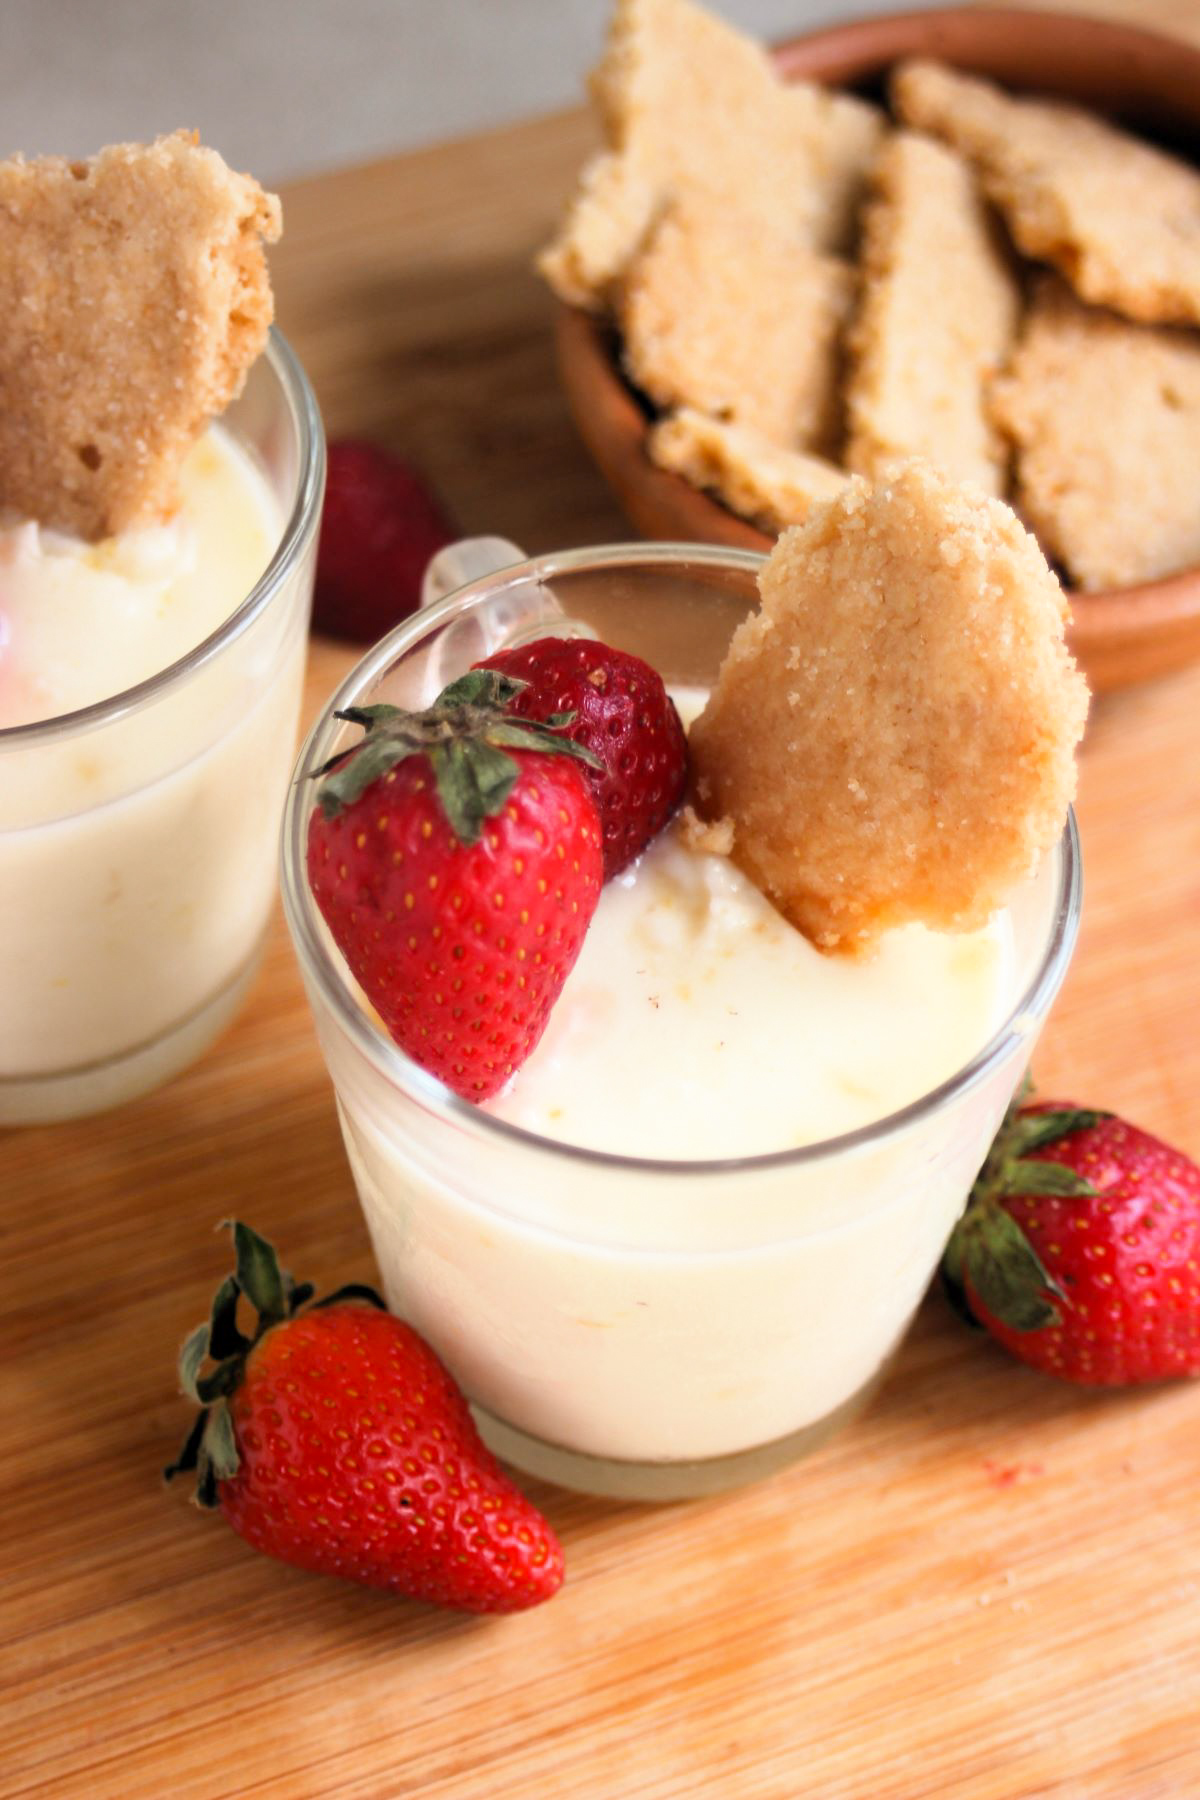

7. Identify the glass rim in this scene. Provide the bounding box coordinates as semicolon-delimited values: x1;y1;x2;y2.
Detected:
0;326;325;751
281;541;1084;1180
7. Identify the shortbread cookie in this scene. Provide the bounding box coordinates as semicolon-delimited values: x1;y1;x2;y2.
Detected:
591;0;782;182
845;131;1020;494
538;0;883;307
536;150;659;310
0;132;280;540
893;59;1200;326
648;409;848;530
992;278;1200;591
783;82;886;255
620;201;854;450
690;462;1087;953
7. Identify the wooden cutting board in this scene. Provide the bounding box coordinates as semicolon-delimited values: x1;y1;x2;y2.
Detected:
5;12;1200;1797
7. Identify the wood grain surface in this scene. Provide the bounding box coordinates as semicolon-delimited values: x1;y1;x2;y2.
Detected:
5;10;1200;1797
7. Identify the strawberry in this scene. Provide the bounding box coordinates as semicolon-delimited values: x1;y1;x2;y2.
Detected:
166;1222;564;1613
945;1098;1200;1384
306;667;603;1101
313;440;456;643
476;637;687;878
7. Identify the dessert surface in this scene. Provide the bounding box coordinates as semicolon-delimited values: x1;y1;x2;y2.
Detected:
487;796;1011;1157
0;423;279;729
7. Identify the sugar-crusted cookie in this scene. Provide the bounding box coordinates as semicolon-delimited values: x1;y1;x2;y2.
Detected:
0;131;280;540
648;408;848;530
620;200;854;451
537;0;883;309
783;81;886;256
536;151;659;312
893;59;1200;327
591;0;781;185
845;130;1020;494
992;277;1200;592
690;461;1087;953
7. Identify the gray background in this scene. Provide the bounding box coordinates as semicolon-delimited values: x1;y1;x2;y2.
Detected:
1;0;931;183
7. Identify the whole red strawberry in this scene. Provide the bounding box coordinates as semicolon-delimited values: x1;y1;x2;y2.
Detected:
306;667;603;1100
314;440;456;643
945;1099;1200;1384
477;637;687;878
167;1223;564;1613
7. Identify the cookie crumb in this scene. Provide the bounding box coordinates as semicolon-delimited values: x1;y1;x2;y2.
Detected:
679;804;734;856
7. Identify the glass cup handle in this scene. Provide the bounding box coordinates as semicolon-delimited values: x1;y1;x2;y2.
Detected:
417;537;596;698
420;536;527;610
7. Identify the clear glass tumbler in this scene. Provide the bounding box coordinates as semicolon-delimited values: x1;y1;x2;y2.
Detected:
281;545;1082;1501
0;330;324;1125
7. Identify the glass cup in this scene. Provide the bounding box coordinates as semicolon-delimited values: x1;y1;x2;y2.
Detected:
281;545;1082;1501
0;329;324;1125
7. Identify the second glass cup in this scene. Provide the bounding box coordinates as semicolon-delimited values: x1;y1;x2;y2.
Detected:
0;330;323;1126
282;544;1081;1501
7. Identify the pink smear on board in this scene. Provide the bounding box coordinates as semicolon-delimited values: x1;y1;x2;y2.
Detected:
982;1459;1045;1489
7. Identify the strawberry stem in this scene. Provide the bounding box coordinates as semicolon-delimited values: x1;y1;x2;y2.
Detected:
312;1283;390;1312
309;668;601;841
230;1220;287;1329
1002;1108;1110;1158
944;1095;1115;1335
208;1275;249;1359
165;1224;387;1509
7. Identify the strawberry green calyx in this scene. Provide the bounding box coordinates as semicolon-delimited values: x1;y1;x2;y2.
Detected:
311;668;602;846
944;1100;1112;1333
165;1221;385;1509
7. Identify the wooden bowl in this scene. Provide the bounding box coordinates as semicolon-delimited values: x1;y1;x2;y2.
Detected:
554;6;1200;692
